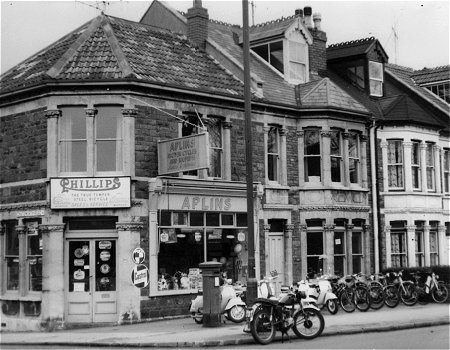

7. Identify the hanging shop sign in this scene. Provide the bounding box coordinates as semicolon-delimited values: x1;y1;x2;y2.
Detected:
132;247;145;264
50;177;131;209
158;133;209;175
131;264;149;288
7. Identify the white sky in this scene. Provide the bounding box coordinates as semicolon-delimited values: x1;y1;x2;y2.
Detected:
1;0;449;74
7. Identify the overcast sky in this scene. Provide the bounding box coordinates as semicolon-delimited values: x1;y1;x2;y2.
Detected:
1;0;449;74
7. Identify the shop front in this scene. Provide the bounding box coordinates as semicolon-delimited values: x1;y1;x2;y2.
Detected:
148;178;260;299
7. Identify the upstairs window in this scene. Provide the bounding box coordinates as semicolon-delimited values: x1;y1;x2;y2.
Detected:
411;141;421;190
426;143;435;191
267;126;280;182
369;61;383;96
304;129;321;183
346;64;365;89
252;40;283;74
59;106;124;175
444;149;450;193
425;83;450;103
181;114;201;177
288;41;307;82
330;130;342;183
348;133;360;184
387;140;404;189
206;117;223;179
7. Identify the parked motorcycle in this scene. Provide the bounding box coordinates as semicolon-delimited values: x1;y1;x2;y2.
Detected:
189;279;246;324
247;288;325;345
298;277;339;314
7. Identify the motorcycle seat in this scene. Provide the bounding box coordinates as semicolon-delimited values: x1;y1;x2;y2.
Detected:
253;297;279;306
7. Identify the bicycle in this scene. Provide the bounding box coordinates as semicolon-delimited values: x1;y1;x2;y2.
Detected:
336;274;371;312
358;273;385;310
385;270;418;306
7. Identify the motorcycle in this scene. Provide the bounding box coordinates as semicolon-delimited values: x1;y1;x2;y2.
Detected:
246;288;325;345
189;279;246;324
297;277;339;314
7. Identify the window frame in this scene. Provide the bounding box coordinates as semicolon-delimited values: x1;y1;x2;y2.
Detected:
304;129;322;183
267;125;281;183
368;61;384;97
390;222;407;267
429;222;439;265
444;149;450;193
287;40;307;83
387;139;404;190
330;130;343;183
425;142;435;191
348;132;360;185
414;221;425;267
206;117;223;179
411;141;421;190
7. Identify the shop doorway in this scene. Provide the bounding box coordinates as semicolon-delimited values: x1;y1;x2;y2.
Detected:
267;232;285;295
65;238;117;323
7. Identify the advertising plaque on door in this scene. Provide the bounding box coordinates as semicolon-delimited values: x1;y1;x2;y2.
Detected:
131;264;149;288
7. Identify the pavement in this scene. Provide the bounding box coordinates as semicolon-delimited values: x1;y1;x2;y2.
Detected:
1;303;449;348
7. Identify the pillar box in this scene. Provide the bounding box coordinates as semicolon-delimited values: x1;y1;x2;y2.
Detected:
199;261;223;327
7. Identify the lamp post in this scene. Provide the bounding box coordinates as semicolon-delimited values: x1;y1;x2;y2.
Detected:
242;0;257;304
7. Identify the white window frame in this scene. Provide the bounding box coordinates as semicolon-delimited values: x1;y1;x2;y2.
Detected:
444;149;450;193
411;141;421;190
348;132;360;185
387;140;404;190
426;142;435;191
288;40;307;83
206;117;223;179
267;125;280;183
304;129;322;183
369;61;383;97
330;130;343;183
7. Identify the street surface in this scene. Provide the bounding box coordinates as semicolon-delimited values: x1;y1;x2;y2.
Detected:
2;325;449;349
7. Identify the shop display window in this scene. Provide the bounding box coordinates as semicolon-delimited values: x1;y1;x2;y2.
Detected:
23;301;41;316
1;300;19;316
157;211;248;292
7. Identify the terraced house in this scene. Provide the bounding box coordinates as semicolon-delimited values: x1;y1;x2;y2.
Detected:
1;0;448;331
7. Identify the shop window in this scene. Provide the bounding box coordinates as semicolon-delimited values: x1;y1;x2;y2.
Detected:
23;301;41;317
426;143;435;191
59;106;123;175
1;300;19;316
443;149;450;193
429;222;439;265
267;126;280;183
236;214;247;227
206;213;220;226
207;117;223;178
387;140;404;189
190;212;204;226
4;220;19;291
348;132;360;184
173;212;188;226
411;141;421;190
221;213;234;226
64;216;117;230
369;61;383;97
352;231;363;273
414;221;424;267
390;221;407;267
304;129;321;183
26;220;42;291
330;130;342;183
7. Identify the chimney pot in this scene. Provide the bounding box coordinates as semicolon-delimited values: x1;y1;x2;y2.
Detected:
313;12;322;31
303;6;313;28
295;9;303;18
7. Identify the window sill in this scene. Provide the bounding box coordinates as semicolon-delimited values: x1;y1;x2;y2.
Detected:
0;293;42;301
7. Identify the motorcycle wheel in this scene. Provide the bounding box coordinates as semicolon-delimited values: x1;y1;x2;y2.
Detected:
192;312;203;324
227;305;246;323
431;282;449;303
293;307;325;340
339;289;356;313
384;285;400;308
250;308;276;345
326;299;339;314
400;282;418;306
368;285;385;310
354;286;371;312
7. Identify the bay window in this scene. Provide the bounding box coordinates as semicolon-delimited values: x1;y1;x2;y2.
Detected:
60;106;87;173
304;129;321;183
330;130;342;183
306;220;324;277
414;221;424;267
390;221;407;267
426;143;435;191
95;106;123;172
387;140;404;189
429;222;439;265
411;141;421;190
444;149;450;193
352;230;363;273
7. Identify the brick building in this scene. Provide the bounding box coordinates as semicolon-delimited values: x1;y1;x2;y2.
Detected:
1;0;448;331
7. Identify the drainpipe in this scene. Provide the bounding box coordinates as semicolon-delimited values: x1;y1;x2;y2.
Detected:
370;118;380;273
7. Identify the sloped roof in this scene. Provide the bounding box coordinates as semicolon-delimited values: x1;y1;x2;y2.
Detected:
327;37;388;61
411;65;450;85
386;64;449;116
1;15;245;98
297;78;369;113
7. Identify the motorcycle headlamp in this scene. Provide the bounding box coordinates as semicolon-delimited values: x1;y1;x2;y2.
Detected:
436;274;439;279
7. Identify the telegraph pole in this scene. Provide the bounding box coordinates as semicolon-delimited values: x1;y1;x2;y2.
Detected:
242;0;257;304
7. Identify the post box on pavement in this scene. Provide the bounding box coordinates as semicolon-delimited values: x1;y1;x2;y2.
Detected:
199;261;223;327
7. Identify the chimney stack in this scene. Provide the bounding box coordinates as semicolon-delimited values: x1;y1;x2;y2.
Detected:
303;6;313;29
295;8;304;18
186;0;209;50
313;12;322;31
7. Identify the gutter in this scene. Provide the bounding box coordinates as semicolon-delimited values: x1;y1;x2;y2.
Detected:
369;118;380;273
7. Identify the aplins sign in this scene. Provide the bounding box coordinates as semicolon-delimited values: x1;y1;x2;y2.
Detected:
50;177;131;209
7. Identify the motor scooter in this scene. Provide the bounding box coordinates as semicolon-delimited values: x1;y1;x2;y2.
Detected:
189;279;246;324
298;276;339;314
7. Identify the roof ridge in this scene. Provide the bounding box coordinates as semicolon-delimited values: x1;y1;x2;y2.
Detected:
328;36;376;49
251;14;296;28
386;63;414;72
47;15;104;78
413;65;450;73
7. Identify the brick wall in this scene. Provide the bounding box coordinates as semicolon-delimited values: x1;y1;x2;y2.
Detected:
309;30;327;75
141;294;193;319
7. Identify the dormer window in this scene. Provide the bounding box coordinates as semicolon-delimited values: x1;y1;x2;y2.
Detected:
252;40;284;74
369;61;383;96
288;41;307;82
